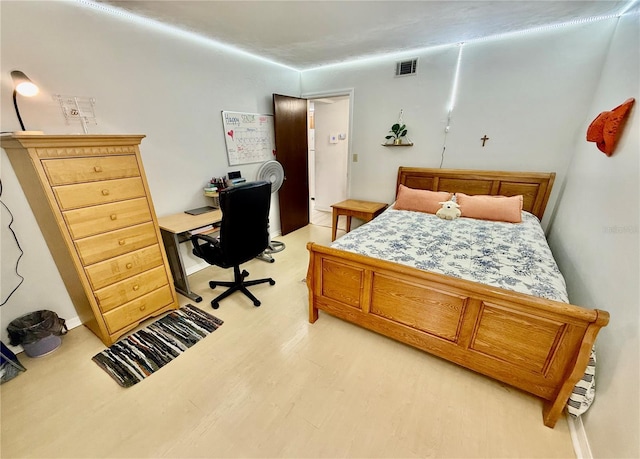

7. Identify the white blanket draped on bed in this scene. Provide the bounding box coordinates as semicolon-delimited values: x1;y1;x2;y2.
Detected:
331;206;596;417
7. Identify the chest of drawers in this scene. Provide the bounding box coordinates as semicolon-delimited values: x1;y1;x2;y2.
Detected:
1;134;179;346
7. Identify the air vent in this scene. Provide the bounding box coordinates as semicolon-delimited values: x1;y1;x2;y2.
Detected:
395;58;418;77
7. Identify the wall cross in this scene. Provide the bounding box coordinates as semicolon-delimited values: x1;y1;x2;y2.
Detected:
481;135;490;147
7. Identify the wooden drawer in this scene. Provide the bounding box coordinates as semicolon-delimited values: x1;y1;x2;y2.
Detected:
42;155;140;186
75;222;158;266
64;197;151;239
95;266;169;313
85;244;165;291
2;134;179;347
54;177;146;210
103;286;174;334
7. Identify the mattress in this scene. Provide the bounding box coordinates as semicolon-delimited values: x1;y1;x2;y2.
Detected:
332;207;568;302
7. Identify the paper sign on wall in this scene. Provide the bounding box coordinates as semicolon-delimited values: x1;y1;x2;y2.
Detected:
221;111;276;166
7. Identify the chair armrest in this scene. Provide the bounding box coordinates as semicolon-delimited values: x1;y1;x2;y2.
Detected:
191;232;219;245
190;233;220;259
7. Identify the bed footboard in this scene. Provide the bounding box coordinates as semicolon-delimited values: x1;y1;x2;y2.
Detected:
306;242;609;428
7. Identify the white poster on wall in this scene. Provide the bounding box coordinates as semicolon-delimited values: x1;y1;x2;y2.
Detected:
221;111;276;166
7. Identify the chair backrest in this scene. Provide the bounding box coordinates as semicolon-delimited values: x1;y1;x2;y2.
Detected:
218;180;272;266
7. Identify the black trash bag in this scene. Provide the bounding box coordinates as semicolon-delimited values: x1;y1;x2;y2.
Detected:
7;310;68;346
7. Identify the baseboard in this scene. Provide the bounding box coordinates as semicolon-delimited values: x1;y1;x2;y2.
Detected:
65;316;83;331
568;415;593;459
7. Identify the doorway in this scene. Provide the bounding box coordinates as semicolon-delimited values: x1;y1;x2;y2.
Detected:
306;93;351;229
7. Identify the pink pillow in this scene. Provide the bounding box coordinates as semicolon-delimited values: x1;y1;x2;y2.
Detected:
394;185;453;214
456;193;523;223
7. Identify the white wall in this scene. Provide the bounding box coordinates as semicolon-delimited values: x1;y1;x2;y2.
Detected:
301;21;615;228
0;1;300;344
302;46;459;206
547;14;639;459
312;97;350;210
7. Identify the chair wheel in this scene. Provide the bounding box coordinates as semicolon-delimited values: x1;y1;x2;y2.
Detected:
253;300;261;307
242;270;249;278
269;279;276;286
269;258;275;263
211;300;219;309
209;281;217;289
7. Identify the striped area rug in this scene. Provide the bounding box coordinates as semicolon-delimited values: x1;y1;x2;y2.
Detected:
92;304;223;387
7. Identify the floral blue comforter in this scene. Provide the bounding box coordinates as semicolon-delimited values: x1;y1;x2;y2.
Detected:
331;207;569;303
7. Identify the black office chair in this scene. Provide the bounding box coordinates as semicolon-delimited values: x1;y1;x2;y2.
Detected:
191;181;275;309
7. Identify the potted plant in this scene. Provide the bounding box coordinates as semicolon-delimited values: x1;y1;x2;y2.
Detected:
386;123;407;145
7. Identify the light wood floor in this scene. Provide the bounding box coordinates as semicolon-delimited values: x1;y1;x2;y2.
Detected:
0;224;576;458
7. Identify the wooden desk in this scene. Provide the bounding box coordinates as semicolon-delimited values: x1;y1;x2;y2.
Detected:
158;209;222;302
331;199;388;241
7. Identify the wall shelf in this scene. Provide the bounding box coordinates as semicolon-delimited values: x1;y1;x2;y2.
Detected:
382;143;413;147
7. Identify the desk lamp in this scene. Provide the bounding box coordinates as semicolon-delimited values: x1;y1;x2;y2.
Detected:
11;70;39;131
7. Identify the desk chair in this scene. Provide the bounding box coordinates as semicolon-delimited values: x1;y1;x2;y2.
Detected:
191;181;275;309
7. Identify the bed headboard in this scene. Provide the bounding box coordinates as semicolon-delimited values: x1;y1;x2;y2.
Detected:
396;167;556;220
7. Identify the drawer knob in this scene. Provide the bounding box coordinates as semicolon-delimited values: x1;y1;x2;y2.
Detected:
102;189;110;196
94;166;103;173
126;263;133;269
119;239;126;246
139;305;146;311
110;214;117;220
133;285;140;291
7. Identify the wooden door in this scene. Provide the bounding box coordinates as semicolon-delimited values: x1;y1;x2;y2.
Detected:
273;94;309;235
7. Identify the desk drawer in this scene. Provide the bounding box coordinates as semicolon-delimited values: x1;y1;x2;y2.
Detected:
64;197;151;239
42;155;140;186
75;222;158;266
95;266;169;313
103;286;174;334
54;177;146;210
85;244;165;291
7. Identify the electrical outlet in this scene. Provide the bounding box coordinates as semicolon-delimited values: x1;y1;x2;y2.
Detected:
353;153;358;162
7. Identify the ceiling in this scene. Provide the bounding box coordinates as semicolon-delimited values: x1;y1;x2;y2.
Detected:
95;1;635;70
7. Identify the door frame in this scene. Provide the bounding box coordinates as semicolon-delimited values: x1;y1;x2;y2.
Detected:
302;88;355;203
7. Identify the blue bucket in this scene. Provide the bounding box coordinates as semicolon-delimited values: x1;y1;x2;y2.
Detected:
22;334;62;358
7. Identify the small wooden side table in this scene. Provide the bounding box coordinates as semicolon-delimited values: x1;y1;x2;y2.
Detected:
331;199;388;241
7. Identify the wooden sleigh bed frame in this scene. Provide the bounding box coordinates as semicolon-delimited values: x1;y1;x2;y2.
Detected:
306;167;609;428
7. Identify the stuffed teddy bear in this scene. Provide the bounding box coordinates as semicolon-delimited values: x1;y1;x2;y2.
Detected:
436;200;461;220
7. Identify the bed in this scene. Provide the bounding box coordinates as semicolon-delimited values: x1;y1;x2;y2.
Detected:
306;167;609;428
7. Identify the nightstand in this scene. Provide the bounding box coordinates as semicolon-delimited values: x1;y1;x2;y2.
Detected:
330;199;388;241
